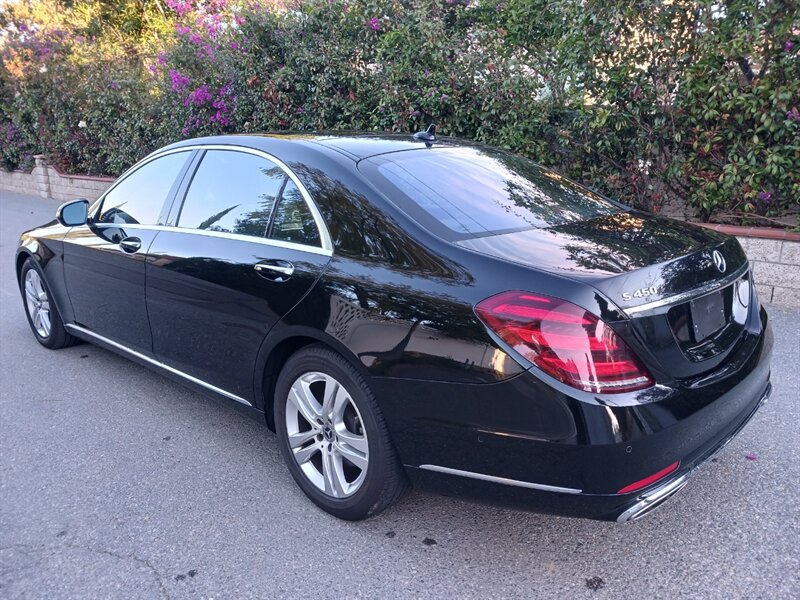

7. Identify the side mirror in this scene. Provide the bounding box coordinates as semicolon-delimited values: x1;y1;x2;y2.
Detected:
56;199;89;227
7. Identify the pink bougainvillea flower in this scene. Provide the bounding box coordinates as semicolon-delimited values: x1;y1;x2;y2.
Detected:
170;69;190;92
186;84;214;106
786;40;794;53
165;0;194;18
369;17;380;31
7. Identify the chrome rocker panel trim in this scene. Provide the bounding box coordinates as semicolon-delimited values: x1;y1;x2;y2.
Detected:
419;464;583;495
65;323;253;407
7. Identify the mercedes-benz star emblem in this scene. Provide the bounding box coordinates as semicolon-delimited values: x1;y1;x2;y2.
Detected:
712;250;726;273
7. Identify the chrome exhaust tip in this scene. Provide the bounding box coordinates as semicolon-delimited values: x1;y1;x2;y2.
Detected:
616;474;690;523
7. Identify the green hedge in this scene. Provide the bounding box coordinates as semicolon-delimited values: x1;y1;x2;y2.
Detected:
1;0;798;224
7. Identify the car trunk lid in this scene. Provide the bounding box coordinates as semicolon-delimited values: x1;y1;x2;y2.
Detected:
455;213;755;379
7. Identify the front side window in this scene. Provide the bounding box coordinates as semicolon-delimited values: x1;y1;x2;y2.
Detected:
97;151;191;225
178;150;286;238
269;179;321;247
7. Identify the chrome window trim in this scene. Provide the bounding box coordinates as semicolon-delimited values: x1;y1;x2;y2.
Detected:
621;262;749;317
94;144;333;253
106;224;333;257
419;464;582;494
65;324;253;407
91;147;195;219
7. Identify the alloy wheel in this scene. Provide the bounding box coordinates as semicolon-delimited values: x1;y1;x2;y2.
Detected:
285;371;369;498
24;269;51;338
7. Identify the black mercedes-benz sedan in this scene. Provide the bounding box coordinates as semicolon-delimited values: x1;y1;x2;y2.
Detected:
16;132;772;522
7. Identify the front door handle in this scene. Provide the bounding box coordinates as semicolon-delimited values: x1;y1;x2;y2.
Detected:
255;260;294;282
119;236;141;253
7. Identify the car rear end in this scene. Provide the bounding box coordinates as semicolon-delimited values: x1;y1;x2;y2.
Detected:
357;141;772;521
420;255;772;522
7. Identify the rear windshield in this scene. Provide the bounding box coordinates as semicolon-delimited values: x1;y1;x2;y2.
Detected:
361;147;622;240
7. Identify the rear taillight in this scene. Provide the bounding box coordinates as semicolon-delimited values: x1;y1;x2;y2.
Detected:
475;291;654;394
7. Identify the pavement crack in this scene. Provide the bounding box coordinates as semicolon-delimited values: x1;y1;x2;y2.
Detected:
0;542;170;600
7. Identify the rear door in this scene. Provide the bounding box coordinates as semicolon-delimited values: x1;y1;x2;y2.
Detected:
63;149;194;355
145;148;332;402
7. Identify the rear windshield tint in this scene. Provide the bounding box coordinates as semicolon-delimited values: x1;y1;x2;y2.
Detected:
363;147;622;240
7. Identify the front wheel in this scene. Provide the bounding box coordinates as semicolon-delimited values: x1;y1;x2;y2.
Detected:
274;345;409;520
19;258;77;349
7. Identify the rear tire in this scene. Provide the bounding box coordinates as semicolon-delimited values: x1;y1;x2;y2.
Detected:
274;344;409;520
19;258;77;349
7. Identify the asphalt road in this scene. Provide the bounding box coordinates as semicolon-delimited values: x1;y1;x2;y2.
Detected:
1;191;798;600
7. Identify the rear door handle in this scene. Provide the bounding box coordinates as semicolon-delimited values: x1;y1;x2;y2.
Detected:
255;260;294;282
119;237;141;253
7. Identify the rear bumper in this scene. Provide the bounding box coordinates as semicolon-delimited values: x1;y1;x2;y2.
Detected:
374;311;773;521
615;381;770;522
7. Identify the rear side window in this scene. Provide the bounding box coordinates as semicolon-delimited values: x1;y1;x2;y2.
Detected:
178;150;286;238
98;151;190;225
363;147;621;240
269;179;321;247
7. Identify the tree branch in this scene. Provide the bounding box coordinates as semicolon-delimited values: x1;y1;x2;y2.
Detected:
737;56;755;83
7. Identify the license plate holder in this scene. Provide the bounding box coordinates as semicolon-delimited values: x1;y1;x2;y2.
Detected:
690;290;727;342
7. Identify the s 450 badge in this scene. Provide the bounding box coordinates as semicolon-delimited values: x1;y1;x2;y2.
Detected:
622;286;659;301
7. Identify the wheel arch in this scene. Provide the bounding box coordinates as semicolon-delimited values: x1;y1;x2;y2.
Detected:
255;325;371;431
15;248;38;281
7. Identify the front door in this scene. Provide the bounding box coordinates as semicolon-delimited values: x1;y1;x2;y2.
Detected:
62;150;194;355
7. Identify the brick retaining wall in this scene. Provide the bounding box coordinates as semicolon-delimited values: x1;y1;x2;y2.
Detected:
1;161;798;308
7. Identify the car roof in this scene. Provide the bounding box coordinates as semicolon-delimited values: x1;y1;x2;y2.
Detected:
160;131;480;162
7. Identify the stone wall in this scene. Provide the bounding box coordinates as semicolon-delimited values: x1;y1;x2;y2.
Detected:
0;155;112;203
737;237;800;308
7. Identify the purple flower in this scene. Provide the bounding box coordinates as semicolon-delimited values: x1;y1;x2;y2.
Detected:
170;69;190;92
758;191;772;202
185;85;213;106
110;82;119;90
157;53;168;65
229;41;241;50
295;106;304;114
175;24;191;35
786;40;795;53
787;107;800;121
369;17;380;31
18;23;28;32
166;0;193;18
495;2;504;11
